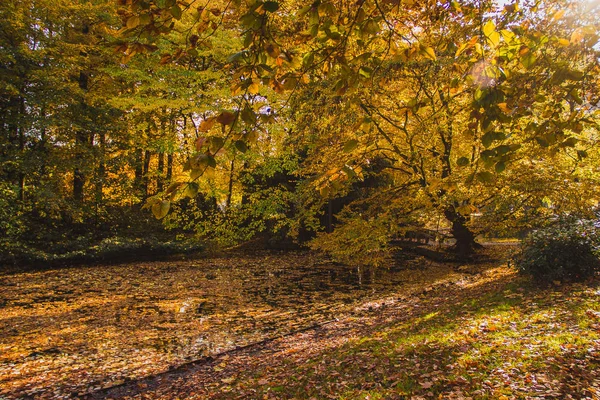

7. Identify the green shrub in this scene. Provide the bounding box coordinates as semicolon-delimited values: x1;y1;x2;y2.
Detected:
515;216;600;282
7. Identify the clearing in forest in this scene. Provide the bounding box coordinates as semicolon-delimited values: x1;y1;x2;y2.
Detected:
1;247;599;399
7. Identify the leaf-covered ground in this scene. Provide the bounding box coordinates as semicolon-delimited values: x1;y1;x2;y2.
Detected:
2;248;600;399
2;249;467;398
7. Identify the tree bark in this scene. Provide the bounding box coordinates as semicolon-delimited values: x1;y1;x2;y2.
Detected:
157;152;165;192
444;207;481;258
134;148;143;197
142;150;151;199
73;130;87;203
226;157;235;209
95;132;105;205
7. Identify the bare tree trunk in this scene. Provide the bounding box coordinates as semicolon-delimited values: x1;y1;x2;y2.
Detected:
226;157;235;209
157;152;165;192
166;154;173;182
142;150;151;198
73;69;89;204
73;130;87;203
17;96;25;202
95;132;105;205
134;148;143;197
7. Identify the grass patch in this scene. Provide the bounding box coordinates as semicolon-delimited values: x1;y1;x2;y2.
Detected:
221;269;600;399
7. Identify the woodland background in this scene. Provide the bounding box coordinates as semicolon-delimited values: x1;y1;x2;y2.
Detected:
1;0;599;265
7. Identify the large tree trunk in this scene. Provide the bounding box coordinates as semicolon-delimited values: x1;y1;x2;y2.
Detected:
444;207;481;258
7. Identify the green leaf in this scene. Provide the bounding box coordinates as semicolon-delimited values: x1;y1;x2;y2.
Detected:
343;139;359;153
152;200;170;219
569;89;583;105
227;51;247;63
358;66;372;78
535;136;549;147
494;145;511;155
170;5;182;20
139;13;151;25
457;157;470;167
520;52;536;69
241;107;256;124
562;137;578;147
302;52;315;68
234;140;248;153
185;182;199;198
363;20;380;35
476;171;494;183
481;131;495;148
166;182;184;194
262;1;280;12
495;161;506;173
480;149;496;160
209;136;225;153
207;155;217;168
190;168;203;180
126;16;140;29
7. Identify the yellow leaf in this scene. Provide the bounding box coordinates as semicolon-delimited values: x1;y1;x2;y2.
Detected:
248;81;260;94
151;200;170;219
126;16;140;29
498;103;510;113
420;45;436;61
571;29;585;44
552;9;565;21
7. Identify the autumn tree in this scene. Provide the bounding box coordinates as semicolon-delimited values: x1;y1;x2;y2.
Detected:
117;0;599;259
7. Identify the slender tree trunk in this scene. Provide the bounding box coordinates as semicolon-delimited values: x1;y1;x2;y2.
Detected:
95;132;105;205
73;130;87;203
327;200;333;233
142;150;151;198
157;152;165;192
134;147;143;195
73;69;89;204
226;157;235;209
17;96;25;202
166;154;173;182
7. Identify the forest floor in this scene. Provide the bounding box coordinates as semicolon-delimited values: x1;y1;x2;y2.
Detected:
1;247;600;399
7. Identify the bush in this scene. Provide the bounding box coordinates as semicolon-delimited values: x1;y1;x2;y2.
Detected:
0;236;204;269
515;216;600;282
